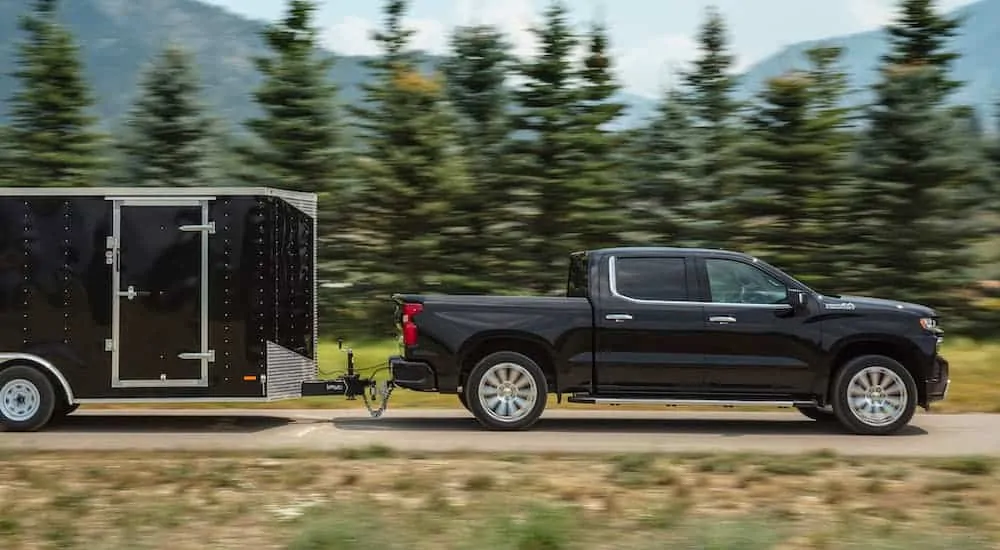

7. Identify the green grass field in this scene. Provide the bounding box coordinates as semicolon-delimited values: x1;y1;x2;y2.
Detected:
1;449;998;549
83;337;1000;413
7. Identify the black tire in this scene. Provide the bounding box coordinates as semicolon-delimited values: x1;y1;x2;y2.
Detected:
831;354;917;435
0;365;57;432
464;351;548;431
795;405;837;422
457;392;470;411
49;400;79;424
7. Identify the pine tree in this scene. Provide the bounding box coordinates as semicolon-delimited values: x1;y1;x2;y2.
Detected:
0;126;12;186
881;0;962;103
854;64;978;309
117;45;213;187
242;0;343;193
440;23;515;292
626;86;700;245
8;0;105;187
347;0;475;335
241;0;346;336
799;45;862;292
677;6;746;248
507;0;583;292
569;19;628;252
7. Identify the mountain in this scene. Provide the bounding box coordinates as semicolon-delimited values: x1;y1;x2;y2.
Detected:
0;0;996;135
0;0;655;133
735;0;1000;127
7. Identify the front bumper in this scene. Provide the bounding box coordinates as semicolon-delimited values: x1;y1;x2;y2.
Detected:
926;355;950;403
389;355;437;391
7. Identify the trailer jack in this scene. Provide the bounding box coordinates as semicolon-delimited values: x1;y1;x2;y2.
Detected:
300;339;394;418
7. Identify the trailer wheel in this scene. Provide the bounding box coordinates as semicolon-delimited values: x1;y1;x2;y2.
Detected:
0;365;56;432
465;351;547;431
831;354;917;435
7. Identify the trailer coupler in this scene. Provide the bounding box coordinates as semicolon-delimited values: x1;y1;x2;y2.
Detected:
300;376;395;418
299;339;395;418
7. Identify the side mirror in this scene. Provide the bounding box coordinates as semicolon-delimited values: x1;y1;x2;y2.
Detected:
787;288;810;312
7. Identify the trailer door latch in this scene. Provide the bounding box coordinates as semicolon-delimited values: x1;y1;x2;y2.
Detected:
179;222;216;234
178;351;216;362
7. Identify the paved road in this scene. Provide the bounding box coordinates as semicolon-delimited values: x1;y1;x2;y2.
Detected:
1;408;999;456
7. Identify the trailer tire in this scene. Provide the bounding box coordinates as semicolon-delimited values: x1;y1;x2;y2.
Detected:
0;365;56;432
465;351;547;431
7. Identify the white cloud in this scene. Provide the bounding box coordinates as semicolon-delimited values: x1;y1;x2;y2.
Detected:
452;0;539;58
848;0;978;30
323;14;449;56
616;33;700;98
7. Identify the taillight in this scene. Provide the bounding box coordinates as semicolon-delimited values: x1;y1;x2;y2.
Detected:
401;303;423;346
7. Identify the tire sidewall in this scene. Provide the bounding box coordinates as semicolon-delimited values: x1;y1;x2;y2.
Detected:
0;365;56;432
465;351;548;431
832;355;917;435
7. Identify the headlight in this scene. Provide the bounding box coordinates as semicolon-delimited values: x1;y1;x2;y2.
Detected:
920;318;938;331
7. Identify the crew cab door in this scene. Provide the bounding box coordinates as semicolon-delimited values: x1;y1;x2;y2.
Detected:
593;253;706;393
694;256;821;395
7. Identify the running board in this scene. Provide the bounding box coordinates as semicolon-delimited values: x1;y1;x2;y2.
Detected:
566;395;817;408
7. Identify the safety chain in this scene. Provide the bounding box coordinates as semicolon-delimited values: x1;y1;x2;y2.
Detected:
361;380;394;418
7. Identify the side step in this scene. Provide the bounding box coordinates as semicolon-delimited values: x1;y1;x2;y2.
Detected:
566;394;817;408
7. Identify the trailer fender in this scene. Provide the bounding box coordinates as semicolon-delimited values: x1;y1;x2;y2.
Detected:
0;354;75;405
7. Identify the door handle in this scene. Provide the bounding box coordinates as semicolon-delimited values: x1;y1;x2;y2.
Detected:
605;313;633;322
709;315;736;323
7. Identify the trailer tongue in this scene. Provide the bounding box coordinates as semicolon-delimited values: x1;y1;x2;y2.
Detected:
300;339;395;418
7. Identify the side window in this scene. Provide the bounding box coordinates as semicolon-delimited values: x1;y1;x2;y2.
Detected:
613;257;689;302
705;259;788;305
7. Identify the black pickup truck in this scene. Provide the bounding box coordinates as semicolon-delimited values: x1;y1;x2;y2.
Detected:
388;247;949;435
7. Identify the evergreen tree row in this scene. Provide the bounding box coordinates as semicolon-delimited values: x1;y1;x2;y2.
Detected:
1;0;998;338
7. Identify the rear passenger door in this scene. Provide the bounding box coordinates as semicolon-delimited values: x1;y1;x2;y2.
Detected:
594;253;706;393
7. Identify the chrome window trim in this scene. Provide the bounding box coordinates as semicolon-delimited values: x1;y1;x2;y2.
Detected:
608;255;794;310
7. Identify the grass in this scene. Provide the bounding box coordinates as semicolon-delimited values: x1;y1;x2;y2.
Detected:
0;449;996;549
84;337;1000;413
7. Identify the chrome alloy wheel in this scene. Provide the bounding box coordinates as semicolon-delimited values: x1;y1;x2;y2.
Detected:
477;362;538;423
0;378;41;422
846;366;908;427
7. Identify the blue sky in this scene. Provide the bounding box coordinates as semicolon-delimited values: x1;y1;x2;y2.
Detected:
197;0;976;98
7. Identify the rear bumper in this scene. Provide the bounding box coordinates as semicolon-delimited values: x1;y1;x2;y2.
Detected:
925;355;950;403
389;355;437;391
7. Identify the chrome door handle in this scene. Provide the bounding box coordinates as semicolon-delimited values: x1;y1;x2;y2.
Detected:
709;316;736;323
605;313;633;322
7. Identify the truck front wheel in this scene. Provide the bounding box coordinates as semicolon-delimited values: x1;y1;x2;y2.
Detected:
465;351;548;431
831;355;917;435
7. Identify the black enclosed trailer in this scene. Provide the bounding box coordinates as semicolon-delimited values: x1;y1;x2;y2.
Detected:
0;187;319;431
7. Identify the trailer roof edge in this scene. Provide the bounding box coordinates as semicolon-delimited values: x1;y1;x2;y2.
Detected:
0;186;317;202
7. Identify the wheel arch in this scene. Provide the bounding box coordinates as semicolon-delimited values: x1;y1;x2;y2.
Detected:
824;338;925;405
0;353;75;405
458;333;557;393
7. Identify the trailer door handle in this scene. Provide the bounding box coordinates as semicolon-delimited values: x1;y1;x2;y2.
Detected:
708;315;737;324
605;313;633;322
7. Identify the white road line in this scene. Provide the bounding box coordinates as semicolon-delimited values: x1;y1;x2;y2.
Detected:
294;426;320;438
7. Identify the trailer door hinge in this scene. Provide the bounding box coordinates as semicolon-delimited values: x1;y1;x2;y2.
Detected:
105;339;113;352
179;222;216;234
178;350;216;362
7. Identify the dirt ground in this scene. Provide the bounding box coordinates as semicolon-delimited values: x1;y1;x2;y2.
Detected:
0;447;997;550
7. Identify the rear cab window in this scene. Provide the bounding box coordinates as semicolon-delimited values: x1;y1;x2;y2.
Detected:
567;251;590;297
612;256;689;302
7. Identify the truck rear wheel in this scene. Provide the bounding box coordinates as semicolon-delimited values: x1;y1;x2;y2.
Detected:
831;355;917;435
0;365;57;432
465;351;547;431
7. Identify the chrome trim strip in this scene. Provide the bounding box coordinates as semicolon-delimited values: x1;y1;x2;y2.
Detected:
567;395;814;407
607;255;794;310
0;353;76;404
